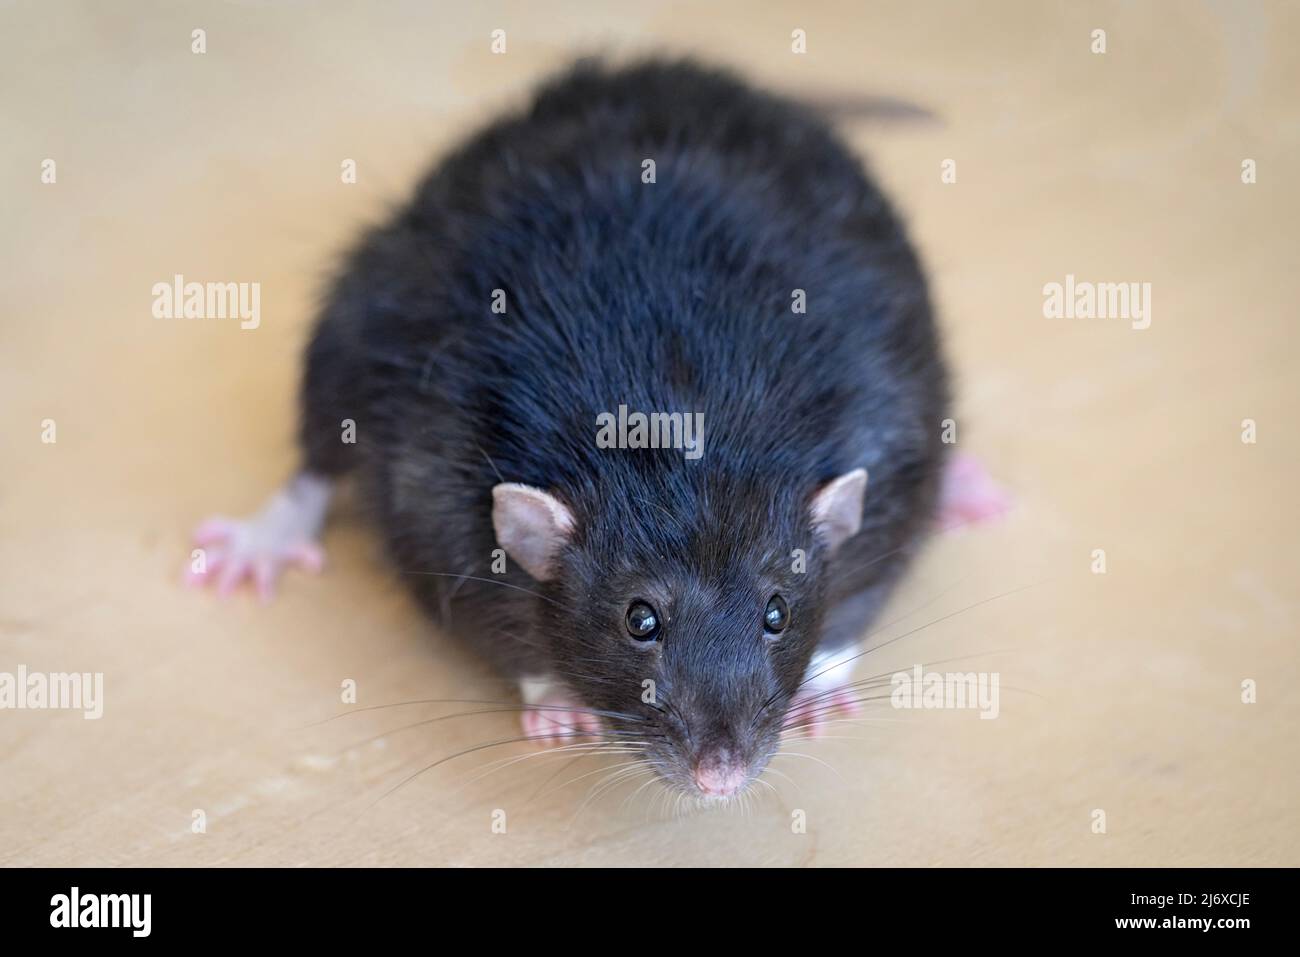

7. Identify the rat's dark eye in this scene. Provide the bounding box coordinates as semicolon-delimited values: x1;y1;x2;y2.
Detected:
764;594;789;635
626;601;661;641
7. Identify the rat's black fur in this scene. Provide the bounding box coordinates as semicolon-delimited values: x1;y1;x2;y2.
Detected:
300;58;948;790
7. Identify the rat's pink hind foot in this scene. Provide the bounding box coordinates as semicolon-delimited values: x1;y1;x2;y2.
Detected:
518;677;603;745
937;452;1010;531
185;473;332;602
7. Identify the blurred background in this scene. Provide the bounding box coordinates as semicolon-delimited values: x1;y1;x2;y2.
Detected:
2;0;1296;865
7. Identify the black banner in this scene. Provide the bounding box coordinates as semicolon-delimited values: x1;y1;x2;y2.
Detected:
0;867;1286;943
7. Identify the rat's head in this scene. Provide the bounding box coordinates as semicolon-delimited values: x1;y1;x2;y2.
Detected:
492;467;867;801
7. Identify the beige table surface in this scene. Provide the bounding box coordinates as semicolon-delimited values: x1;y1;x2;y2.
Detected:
3;0;1297;866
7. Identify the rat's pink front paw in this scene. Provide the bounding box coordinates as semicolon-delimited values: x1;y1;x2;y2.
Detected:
520;705;603;745
784;650;863;737
517;677;603;745
185;474;331;602
784;687;863;738
937;452;1010;531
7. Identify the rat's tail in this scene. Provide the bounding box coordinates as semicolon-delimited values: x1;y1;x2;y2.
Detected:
805;92;940;125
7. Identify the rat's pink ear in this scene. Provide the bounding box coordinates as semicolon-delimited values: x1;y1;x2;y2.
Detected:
810;468;868;553
491;483;576;581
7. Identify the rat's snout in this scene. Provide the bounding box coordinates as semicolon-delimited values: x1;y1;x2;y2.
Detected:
692;751;749;798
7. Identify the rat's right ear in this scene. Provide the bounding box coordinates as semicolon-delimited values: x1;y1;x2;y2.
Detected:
491;483;576;581
810;468;869;554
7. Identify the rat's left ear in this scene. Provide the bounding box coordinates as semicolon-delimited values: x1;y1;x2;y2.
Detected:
810;468;868;553
492;483;576;581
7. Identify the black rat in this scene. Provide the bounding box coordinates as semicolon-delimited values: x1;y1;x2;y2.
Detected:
188;59;1004;799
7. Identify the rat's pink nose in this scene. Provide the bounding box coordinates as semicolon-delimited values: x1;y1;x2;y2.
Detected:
694;759;747;797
